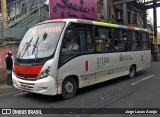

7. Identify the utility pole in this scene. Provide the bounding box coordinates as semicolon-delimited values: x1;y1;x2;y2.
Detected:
153;0;158;54
103;0;109;22
1;0;8;28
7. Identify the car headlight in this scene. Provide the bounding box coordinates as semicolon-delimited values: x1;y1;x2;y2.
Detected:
38;66;51;79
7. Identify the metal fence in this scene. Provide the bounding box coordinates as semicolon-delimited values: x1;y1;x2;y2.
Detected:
7;0;48;28
0;0;49;40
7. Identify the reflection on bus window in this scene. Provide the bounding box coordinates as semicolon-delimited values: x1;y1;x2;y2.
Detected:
114;29;127;51
86;31;94;52
68;34;80;52
95;27;113;52
141;32;149;50
62;30;80;53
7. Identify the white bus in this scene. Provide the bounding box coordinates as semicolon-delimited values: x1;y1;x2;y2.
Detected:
12;19;151;99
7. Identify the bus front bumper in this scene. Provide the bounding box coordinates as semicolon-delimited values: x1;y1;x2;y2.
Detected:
12;73;58;96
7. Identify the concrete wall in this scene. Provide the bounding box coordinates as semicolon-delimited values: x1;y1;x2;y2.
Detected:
0;45;18;81
3;28;27;40
0;18;27;40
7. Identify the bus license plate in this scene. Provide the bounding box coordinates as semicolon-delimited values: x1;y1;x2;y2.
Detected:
21;84;29;90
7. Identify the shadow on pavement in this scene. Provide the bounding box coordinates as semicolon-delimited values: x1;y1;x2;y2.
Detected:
0;83;18;94
14;70;149;103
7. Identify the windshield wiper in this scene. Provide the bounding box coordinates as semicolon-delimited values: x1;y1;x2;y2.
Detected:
31;33;48;60
18;37;33;59
31;37;39;55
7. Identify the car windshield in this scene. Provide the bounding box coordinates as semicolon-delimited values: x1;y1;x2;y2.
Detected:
16;22;65;59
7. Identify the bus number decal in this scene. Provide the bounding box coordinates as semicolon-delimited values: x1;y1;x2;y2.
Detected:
97;57;110;68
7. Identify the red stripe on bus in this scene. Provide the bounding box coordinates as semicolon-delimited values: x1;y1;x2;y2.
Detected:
85;60;88;72
14;64;43;75
127;26;135;30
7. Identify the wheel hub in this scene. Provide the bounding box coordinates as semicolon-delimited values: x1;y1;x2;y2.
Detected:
65;82;73;94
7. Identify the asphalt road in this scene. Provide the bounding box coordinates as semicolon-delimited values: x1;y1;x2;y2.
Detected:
1;62;160;117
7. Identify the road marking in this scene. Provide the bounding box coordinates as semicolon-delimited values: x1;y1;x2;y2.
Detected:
14;92;28;96
131;75;154;86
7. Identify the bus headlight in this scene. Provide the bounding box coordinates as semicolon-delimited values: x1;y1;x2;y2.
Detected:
38;66;51;79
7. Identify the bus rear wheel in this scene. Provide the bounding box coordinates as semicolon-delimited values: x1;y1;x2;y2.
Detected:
61;77;76;99
129;65;136;78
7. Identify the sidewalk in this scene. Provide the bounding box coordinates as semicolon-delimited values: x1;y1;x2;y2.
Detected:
0;83;18;94
0;67;17;94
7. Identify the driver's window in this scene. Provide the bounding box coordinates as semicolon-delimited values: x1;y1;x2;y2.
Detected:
60;29;81;64
62;30;80;53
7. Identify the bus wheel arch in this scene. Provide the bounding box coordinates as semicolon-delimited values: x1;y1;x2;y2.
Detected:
129;64;136;78
61;75;79;99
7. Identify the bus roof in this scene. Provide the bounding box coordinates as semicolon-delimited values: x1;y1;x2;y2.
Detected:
35;18;148;32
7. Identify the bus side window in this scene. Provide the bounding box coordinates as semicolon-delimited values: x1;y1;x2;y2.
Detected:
60;29;81;64
86;31;94;52
61;30;71;53
95;26;109;52
114;29;127;51
136;32;140;40
135;32;140;49
128;31;136;50
95;28;102;52
141;32;149;50
96;40;103;52
108;31;112;39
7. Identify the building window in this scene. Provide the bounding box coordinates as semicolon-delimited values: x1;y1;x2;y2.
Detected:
116;10;123;20
132;14;137;24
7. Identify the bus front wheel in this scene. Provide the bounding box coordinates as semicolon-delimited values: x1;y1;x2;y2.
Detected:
129;65;136;78
61;77;76;99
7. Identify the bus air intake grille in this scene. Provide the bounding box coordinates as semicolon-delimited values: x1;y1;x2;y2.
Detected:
18;82;35;91
17;74;37;78
17;73;38;81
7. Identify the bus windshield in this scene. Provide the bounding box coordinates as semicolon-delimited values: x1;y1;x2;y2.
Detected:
17;22;65;59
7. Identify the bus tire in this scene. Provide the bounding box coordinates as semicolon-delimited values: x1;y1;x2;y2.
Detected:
61;77;76;99
129;65;136;78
